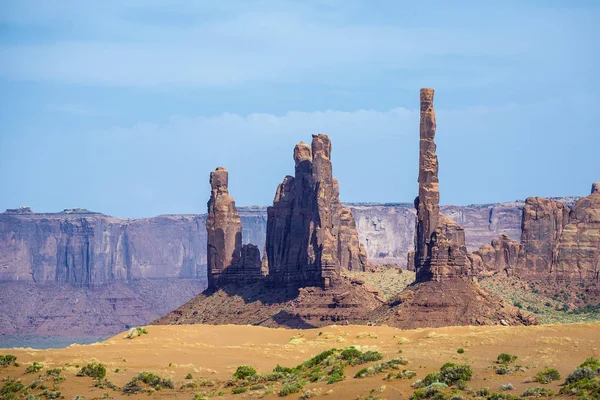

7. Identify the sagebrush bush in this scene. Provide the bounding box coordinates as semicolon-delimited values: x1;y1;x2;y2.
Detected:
496;353;518;364
233;365;257;380
535;368;560;384
77;363;106;380
279;382;304;397
25;362;43;374
522;386;555;397
0;355;17;367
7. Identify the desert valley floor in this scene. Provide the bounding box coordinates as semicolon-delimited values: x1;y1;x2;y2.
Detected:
1;322;599;399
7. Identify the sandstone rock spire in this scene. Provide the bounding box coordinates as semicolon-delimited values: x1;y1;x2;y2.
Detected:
266;134;368;288
414;89;468;281
206;167;243;289
206;167;263;289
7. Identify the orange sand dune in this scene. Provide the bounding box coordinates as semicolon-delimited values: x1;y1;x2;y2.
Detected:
1;323;599;399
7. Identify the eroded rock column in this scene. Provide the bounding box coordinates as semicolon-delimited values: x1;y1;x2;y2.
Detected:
206;167;243;289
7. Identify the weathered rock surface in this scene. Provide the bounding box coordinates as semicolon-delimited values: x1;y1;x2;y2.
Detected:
265;135;368;288
153;277;385;328
413;89;469;282
472;234;521;276
206;167;263;289
554;183;600;281
393;88;537;327
0;212;206;285
515;197;570;279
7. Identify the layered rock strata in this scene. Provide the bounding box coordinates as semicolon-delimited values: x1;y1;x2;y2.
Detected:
413;88;469;281
265;134;368;288
392;88;536;327
206;167;263;289
553;183;600;281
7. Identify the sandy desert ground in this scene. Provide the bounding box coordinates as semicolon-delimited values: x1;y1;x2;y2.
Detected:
1;322;599;399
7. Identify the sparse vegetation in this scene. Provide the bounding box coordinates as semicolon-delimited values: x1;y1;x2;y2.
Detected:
77;363;107;380
1;377;25;397
559;357;600;397
25;361;43;374
123;372;174;394
457;348;465;354
232;387;247;394
479;275;600;324
522;386;555;397
185;373;193;379
46;368;61;376
0;355;17;367
279;382;304;397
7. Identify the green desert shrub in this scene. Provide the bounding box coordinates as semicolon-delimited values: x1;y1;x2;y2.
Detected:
496;353;518;364
25;361;43;374
439;363;472;385
46;368;61;376
495;365;513;375
233;365;257;380
185;373;193;380
488;393;518;400
279;382;304;397
475;387;491;396
327;364;345;384
1;377;25;396
123;371;174;394
535;368;560;384
77;363;106;380
500;383;514;391
125;327;148;339
457;348;465;354
579;357;600;371
303;349;336;369
559;358;600;397
522;386;555;397
232;387;247;394
40;390;62;399
565;367;597;384
339;347;383;366
0;355;17;367
272;364;294;374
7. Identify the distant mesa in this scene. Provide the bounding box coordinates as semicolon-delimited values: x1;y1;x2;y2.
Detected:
5;206;33;214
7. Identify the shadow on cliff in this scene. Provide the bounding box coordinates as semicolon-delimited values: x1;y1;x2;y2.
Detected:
206;281;302;306
269;310;318;329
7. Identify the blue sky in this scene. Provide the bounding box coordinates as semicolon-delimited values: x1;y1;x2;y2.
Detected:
0;0;598;218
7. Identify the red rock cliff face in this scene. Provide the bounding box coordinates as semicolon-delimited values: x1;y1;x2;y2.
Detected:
265;134;367;288
413;88;468;281
206;167;263;289
554;183;600;281
515;197;570;279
